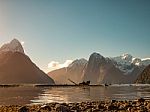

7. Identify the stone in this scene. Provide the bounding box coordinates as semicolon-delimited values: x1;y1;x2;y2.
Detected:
85;108;92;112
138;98;145;103
146;103;150;110
18;106;29;112
98;104;105;109
107;105;118;110
38;105;51;111
56;104;69;112
111;100;116;103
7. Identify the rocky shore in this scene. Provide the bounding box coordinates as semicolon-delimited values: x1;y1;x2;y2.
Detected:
0;99;150;112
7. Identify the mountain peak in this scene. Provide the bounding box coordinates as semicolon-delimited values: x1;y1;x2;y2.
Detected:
10;38;20;44
91;52;104;59
68;58;87;68
121;53;133;60
0;39;24;54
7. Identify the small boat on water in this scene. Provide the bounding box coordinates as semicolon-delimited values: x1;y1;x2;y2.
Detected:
104;83;109;87
68;79;90;86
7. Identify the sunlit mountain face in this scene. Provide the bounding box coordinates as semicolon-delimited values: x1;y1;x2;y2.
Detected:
48;59;87;84
0;39;55;84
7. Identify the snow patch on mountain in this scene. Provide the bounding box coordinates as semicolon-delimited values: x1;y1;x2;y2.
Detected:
132;58;150;66
111;53;150;74
140;59;150;66
0;39;24;54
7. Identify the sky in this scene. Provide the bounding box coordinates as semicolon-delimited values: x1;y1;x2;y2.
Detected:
0;0;150;72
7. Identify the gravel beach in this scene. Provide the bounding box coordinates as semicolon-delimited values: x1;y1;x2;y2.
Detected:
0;99;150;112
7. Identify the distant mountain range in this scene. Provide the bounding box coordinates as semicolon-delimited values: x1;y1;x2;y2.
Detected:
0;39;55;84
49;52;150;84
0;39;149;85
111;53;150;74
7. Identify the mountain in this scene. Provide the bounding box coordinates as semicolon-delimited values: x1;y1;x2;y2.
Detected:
48;68;67;84
83;53;148;84
83;53;128;84
136;64;150;84
111;53;150;74
83;53;106;84
48;59;87;84
0;39;55;84
111;54;134;74
0;39;24;54
48;52;149;84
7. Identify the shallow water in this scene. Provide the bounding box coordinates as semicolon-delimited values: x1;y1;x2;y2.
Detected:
0;85;150;105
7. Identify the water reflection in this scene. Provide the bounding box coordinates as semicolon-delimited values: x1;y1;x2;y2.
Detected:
31;87;92;104
0;86;43;105
0;85;150;105
32;85;150;105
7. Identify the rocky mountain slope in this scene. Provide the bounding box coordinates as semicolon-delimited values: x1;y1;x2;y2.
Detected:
48;59;87;84
83;53;106;84
136;64;150;84
83;53;125;84
83;53;147;84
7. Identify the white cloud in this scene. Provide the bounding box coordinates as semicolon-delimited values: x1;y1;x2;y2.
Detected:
63;60;73;67
48;61;60;68
48;60;73;71
21;41;25;45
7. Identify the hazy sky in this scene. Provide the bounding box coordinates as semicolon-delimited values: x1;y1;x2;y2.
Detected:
0;0;150;72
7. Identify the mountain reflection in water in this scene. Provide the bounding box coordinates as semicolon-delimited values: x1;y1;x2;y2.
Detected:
0;85;150;105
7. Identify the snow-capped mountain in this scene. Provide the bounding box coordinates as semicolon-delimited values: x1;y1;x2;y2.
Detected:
111;53;150;74
48;52;149;84
83;52;148;84
0;39;55;84
140;58;150;66
0;39;24;54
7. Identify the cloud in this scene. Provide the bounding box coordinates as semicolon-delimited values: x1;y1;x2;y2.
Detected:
63;60;73;67
21;41;25;45
48;60;73;71
48;61;60;68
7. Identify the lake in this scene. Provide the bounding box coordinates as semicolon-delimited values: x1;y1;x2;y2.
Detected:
0;84;150;105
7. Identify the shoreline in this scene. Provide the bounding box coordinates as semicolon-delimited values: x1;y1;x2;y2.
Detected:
0;99;150;112
0;84;150;88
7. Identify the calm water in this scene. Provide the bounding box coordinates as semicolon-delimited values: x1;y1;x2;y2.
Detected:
0;85;150;105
